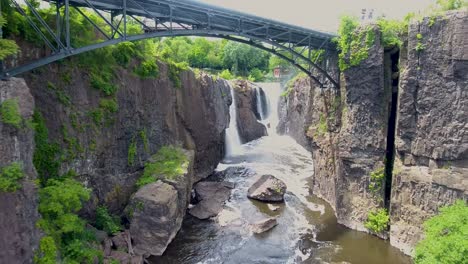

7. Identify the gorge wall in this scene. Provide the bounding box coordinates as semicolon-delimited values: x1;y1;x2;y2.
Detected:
278;10;468;254
0;54;233;261
0;78;41;263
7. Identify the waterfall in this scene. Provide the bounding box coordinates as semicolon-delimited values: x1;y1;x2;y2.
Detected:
225;87;242;157
255;83;282;136
255;88;265;120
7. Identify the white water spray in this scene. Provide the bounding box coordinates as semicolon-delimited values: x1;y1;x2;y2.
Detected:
255;88;265;121
224;87;243;157
255;82;282;136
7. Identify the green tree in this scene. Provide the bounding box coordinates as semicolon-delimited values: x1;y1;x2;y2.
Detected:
222;41;270;76
414;200;468;264
436;0;468;10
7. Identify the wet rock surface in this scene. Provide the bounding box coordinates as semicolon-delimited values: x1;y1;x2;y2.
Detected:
247;174;287;202
189;181;234;219
250;217;278;234
233;80;267;143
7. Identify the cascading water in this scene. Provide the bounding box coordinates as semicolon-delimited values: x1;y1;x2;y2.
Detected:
156;81;411;264
224;87;242;157
255;87;265;121
255;83;282;135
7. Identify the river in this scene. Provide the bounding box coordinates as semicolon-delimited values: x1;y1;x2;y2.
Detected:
153;83;411;264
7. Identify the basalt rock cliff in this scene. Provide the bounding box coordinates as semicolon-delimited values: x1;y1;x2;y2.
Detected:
278;10;468;254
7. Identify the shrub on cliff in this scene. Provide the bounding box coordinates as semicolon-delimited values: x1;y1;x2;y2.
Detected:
0;162;25;192
365;208;389;233
0;98;22;128
95;206;122;235
414;200;468;264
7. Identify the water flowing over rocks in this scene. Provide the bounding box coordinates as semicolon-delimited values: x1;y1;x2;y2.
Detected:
247;174;287;202
233;80;268;143
250;217;278;234
278;10;468;255
0;78;41;263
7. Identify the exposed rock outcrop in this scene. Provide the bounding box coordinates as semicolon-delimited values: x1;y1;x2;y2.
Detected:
125;149;194;257
233;80;267;143
250;217;278;234
389;10;468;255
278;10;468;255
188;181;234;219
22;64;231;215
0;78;41;263
247;174;287;202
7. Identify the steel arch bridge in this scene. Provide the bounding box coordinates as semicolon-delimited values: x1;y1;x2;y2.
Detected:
2;0;340;88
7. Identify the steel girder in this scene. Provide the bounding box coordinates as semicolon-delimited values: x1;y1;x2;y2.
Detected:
1;0;340;88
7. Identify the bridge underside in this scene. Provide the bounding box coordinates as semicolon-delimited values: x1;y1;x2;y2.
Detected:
2;0;340;88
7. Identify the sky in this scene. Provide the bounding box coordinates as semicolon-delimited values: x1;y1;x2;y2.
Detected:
197;0;436;33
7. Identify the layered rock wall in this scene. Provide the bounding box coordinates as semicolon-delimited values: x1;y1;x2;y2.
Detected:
389;10;468;254
22;63;231;215
0;78;41;263
278;10;468;254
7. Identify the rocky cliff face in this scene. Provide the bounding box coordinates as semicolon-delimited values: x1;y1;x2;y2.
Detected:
233;80;267;143
389;10;468;254
278;10;468;254
0;78;41;263
0;57;232;262
22;62;231;215
279;30;389;230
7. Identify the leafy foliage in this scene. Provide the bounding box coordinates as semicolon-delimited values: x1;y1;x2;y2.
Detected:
32;111;61;183
335;16;376;71
36;172;102;264
0;98;22;128
376;18;407;47
218;69;234;80
414;200;468;264
134;59;159;79
369;166;385;194
0;162;25;192
136;146;189;188
168;62;188;89
0;16;19;59
436;0;468;10
365;208;389;233
95;206;122;235
34;236;58;264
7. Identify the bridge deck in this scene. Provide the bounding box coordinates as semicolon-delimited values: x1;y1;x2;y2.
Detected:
51;0;336;50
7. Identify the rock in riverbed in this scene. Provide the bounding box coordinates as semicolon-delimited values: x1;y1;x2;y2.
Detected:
251;217;278;234
189;181;234;219
247;175;287;202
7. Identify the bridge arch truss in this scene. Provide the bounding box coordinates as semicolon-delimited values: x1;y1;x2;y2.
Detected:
2;0;340;88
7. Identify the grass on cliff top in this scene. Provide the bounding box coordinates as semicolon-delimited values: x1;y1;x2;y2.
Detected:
136;146;189;188
0;162;25;192
414;200;468;264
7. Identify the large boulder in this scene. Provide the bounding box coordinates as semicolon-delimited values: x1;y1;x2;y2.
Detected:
233;80;267;143
126;181;180;257
188;181;234;219
126;149;194;258
247;175;287;202
250;217;278;234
